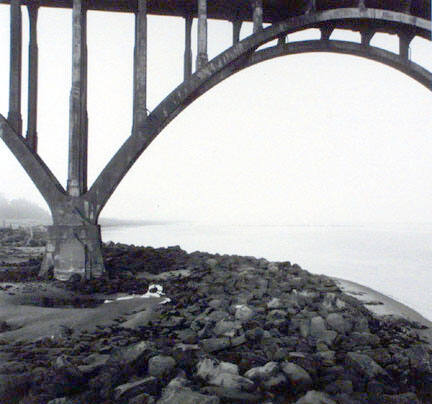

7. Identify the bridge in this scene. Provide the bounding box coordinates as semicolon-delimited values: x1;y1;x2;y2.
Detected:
0;0;430;281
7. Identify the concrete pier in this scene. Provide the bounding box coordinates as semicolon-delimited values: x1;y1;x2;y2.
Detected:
196;0;208;70
8;0;22;136
67;0;88;197
232;20;242;44
26;4;38;151
133;0;147;132
184;16;193;80
251;0;263;33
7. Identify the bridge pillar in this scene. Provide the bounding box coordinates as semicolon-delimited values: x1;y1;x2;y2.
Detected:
40;200;105;281
26;4;38;152
361;30;375;46
232;20;242;45
251;0;263;33
398;32;414;60
67;0;88;197
184;16;193;80
196;0;208;69
8;0;22;136
41;223;104;281
133;0;147;131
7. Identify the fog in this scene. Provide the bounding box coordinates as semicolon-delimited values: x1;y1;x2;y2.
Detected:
0;7;431;225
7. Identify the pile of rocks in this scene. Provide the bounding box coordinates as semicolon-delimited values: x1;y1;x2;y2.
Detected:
0;243;431;403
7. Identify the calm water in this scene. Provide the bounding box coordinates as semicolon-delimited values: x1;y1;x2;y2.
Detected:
102;223;432;321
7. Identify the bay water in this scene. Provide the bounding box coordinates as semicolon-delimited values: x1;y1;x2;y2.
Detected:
102;222;432;321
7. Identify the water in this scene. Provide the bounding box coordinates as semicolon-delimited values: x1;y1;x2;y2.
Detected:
102;222;432;321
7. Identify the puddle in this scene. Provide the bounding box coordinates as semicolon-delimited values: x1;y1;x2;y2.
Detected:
104;284;171;305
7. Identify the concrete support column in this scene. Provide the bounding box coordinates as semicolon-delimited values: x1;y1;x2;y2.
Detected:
8;0;22;136
184;16;193;80
277;35;287;46
320;26;334;41
26;4;39;152
361;30;374;46
399;33;414;60
67;0;88;197
196;0;208;70
251;0;263;33
133;0;147;132
41;223;105;281
232;20;242;45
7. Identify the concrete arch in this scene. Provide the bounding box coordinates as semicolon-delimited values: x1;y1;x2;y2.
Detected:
88;7;431;214
0;114;66;207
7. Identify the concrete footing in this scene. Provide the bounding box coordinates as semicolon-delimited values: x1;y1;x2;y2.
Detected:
40;223;105;281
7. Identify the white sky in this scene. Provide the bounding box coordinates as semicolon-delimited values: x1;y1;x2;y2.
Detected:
0;6;431;225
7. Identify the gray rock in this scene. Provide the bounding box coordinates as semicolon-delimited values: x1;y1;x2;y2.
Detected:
295;390;337;404
201;386;261;403
176;328;198;344
262;373;287;391
213;320;242;337
208;310;230;322
206;258;219;269
0;361;29;374
129;393;156;404
148;355;176;378
405;344;432;374
244;361;279;381
196;358;238;381
326;313;352;334
235;305;255;322
78;354;110;375
281;362;312;392
267;262;279;272
114;376;160;400
200;338;230;353
110;340;153;366
267;297;283;309
47;398;75;404
158;386;220;404
381;392;421;404
350;332;380;347
209;373;255;392
310;316;327;337
346;352;388;379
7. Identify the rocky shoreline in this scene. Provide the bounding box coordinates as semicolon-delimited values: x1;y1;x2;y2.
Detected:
0;229;431;403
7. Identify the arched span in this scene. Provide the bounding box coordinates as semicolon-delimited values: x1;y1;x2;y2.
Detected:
0;114;66;207
87;7;431;212
247;41;432;91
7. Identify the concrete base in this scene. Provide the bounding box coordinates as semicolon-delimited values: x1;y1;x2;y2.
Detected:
40;224;105;281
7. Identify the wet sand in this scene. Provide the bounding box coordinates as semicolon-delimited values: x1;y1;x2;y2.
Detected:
334;277;432;344
0;282;164;341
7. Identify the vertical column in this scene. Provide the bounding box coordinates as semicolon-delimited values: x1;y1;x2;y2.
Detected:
251;0;263;33
133;0;147;132
26;4;38;152
232;20;242;45
81;10;88;192
196;0;208;70
8;0;22;136
398;33;414;61
361;30;374;46
184;16;192;80
67;0;88;196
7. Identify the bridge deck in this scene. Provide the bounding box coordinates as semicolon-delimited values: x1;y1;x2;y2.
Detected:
0;0;430;22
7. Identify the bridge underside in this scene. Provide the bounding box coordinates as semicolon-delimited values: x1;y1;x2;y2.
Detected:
0;0;430;281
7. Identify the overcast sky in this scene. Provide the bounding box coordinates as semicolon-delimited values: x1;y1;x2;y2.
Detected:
0;6;431;225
